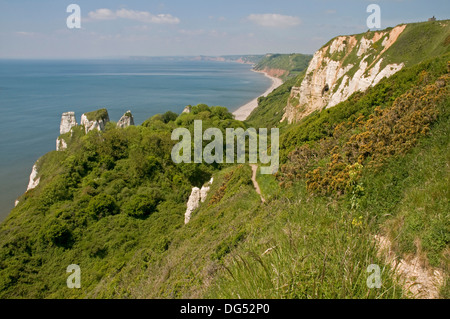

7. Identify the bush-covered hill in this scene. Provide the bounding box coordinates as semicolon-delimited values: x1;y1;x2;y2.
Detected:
0;23;448;299
0;105;246;298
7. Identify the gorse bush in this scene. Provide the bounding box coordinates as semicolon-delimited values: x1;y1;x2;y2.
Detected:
306;74;447;195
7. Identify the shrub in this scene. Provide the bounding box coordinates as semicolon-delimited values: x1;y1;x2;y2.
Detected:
87;194;119;219
161;111;178;124
123;189;163;219
41;219;73;248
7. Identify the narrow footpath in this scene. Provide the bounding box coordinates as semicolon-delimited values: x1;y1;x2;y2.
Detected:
250;164;266;204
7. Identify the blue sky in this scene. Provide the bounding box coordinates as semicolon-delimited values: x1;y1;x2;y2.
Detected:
0;0;449;58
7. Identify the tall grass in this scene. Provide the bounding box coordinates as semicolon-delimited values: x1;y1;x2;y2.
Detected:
207;183;404;299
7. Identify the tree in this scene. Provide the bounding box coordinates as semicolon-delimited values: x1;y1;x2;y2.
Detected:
162;111;178;124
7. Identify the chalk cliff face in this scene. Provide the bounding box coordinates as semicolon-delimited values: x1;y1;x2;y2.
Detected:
60;112;77;135
117;111;135;128
185;178;213;224
80;109;110;134
56;109;135;151
185;187;201;225
27;164;40;191
56;137;68;151
283;25;407;123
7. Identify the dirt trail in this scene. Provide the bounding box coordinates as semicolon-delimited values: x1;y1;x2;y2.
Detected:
250;164;266;204
375;235;444;299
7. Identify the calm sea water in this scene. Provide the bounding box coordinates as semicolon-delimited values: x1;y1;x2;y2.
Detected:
0;59;271;221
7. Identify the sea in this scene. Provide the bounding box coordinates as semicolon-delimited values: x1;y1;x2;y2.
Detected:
0;59;272;221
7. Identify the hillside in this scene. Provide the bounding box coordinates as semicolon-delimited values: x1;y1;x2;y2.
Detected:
0;21;449;299
253;53;312;81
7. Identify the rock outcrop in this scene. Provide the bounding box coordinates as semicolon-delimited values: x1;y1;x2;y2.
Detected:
80;109;110;134
56;137;68;151
283;25;407;123
117;110;135;128
27;163;40;191
56;109;135;151
60;112;77;135
182;106;192;114
185;187;200;224
184;178;213;224
200;185;210;203
200;178;213;203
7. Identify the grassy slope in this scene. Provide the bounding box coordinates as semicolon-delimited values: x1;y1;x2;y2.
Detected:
98;165;262;298
383;20;450;68
206;57;450;299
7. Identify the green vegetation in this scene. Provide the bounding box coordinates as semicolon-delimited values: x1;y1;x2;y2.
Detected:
0;21;449;299
207;182;404;299
381;110;450;271
0;106;246;298
255;167;280;202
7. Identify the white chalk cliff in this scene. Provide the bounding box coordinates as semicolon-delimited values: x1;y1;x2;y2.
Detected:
60;112;77;135
283;25;407;123
117;111;135;128
80;110;110;134
185;178;213;224
27;163;40;191
56;137;68;151
185;187;201;224
56;109;135;151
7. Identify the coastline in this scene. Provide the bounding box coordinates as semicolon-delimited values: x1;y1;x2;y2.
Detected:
232;70;284;121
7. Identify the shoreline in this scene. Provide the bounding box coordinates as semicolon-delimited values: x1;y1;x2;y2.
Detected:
232;70;284;121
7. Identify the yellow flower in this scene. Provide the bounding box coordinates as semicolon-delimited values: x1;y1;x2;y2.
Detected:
352;216;363;227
